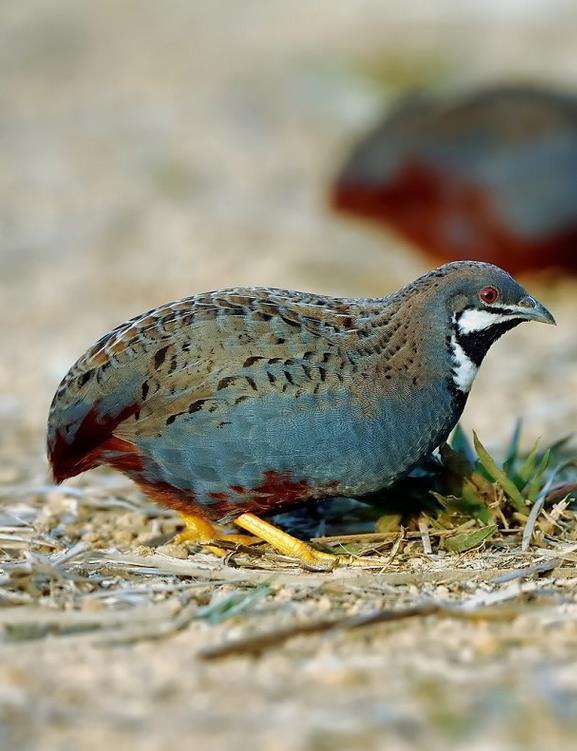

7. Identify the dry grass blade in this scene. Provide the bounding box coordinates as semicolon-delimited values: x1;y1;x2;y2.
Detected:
0;601;180;646
521;459;575;551
0;601;175;629
521;492;547;553
1;600;202;649
82;552;277;581
492;558;560;584
418;517;432;554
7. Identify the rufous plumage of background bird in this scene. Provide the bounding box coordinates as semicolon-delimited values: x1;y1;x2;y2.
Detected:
331;85;577;275
47;261;554;568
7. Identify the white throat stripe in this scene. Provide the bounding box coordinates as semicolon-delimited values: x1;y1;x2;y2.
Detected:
450;333;478;392
458;307;522;335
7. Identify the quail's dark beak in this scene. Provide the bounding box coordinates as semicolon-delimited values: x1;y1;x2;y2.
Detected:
517;295;556;325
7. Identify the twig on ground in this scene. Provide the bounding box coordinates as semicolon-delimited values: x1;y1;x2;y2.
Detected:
198;579;544;661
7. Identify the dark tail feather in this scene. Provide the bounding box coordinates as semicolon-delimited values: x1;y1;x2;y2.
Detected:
47;401;139;483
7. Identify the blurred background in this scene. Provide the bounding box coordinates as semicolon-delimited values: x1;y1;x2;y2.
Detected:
2;0;577;482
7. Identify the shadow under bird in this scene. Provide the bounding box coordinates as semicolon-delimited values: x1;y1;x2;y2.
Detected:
47;261;555;568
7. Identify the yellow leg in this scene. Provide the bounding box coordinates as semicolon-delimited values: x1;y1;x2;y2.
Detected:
234;513;383;570
176;512;259;556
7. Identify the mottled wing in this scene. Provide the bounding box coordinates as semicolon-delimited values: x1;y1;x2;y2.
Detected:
47;288;361;482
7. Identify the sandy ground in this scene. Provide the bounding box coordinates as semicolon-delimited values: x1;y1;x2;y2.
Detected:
1;2;577;749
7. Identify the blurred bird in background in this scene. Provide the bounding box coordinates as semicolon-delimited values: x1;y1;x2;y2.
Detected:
331;85;577;275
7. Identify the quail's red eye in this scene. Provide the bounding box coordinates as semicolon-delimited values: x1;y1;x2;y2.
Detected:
479;286;499;305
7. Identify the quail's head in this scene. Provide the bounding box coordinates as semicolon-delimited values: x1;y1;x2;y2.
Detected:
413;261;555;392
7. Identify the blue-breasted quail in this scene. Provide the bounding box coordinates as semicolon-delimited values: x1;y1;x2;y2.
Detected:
47;261;554;567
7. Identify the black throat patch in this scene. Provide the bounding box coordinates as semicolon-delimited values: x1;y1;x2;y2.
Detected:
455;316;522;367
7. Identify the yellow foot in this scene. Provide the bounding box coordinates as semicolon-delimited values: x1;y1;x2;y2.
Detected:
175;512;259;557
234;513;384;571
